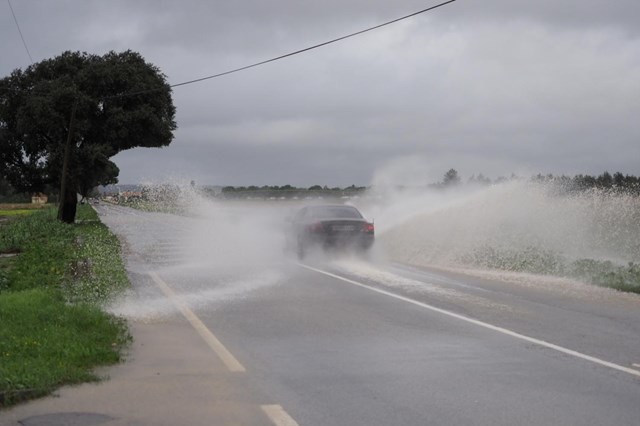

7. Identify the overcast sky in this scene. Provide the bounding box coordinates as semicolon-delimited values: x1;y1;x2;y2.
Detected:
2;0;639;186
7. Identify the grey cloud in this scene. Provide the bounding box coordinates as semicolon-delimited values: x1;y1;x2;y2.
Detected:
447;0;640;33
2;1;639;186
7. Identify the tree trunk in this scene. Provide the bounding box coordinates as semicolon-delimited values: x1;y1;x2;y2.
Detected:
57;100;78;224
58;185;77;224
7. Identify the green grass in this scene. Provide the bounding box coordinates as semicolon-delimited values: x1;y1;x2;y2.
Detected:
0;289;129;406
1;208;75;292
67;212;130;304
0;205;131;407
0;209;39;217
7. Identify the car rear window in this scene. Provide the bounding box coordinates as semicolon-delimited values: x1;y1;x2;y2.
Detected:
309;206;362;219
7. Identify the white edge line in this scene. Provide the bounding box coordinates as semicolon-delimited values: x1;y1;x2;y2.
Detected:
261;405;300;426
148;271;246;373
633;363;640;369
299;263;640;379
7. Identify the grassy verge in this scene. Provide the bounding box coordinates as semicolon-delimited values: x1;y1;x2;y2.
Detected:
0;203;49;212
0;205;130;407
0;209;40;217
459;246;640;294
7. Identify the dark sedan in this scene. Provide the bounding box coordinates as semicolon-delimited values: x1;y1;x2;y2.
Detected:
289;205;374;259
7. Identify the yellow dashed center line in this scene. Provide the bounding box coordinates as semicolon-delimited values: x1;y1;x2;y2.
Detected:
149;273;302;424
148;271;246;373
261;405;301;426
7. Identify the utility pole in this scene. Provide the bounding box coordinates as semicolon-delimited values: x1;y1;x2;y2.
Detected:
58;99;78;223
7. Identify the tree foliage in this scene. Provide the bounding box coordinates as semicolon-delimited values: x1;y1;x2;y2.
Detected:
216;184;367;199
0;50;176;221
442;168;461;186
428;169;639;194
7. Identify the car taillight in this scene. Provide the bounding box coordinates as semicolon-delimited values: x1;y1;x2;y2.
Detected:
363;222;374;233
308;222;324;232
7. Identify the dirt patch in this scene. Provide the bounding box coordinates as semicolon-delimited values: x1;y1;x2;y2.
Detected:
0;248;21;256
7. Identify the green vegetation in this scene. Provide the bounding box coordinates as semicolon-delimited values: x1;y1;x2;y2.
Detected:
460;246;640;294
1;50;176;223
0;209;39;217
464;170;640;194
570;259;640;293
0;205;130;407
216;184;368;199
0;290;129;406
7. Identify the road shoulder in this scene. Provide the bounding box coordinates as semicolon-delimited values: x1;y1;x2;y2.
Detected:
0;318;272;426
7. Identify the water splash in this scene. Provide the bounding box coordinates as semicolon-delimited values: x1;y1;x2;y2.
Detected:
108;270;284;321
102;182;294;320
363;180;640;291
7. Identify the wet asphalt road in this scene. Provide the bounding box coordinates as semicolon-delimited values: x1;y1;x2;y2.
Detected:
96;203;640;426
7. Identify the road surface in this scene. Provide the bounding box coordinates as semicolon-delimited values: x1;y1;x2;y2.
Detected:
8;202;639;426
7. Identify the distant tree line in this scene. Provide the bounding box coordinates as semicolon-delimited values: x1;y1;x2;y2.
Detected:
211;184;368;199
433;169;640;194
530;171;640;194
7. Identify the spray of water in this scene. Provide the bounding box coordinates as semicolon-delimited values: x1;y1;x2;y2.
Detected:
357;177;639;292
105;166;640;321
105;181;296;320
109;270;284;321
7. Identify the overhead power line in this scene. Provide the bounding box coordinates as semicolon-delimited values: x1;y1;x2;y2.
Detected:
112;0;457;99
7;0;33;64
171;0;456;89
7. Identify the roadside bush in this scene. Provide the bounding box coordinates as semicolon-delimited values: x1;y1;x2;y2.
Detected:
570;259;640;293
460;245;565;276
458;246;640;294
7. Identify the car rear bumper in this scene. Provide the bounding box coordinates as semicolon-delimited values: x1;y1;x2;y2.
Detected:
307;233;374;250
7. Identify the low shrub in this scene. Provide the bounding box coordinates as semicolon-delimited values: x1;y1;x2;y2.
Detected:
459;246;640;294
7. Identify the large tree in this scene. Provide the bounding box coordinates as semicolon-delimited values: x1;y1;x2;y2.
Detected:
0;50;176;222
